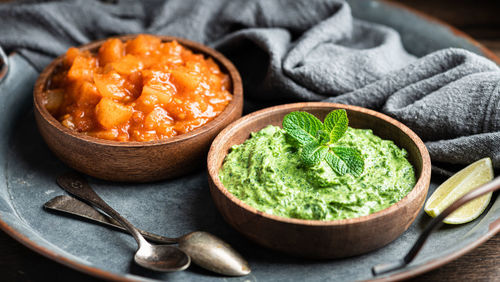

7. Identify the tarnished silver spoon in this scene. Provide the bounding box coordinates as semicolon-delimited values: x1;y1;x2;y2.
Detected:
57;172;190;272
372;176;500;276
55;172;251;276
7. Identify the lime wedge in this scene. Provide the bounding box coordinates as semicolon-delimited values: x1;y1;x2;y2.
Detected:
424;157;494;224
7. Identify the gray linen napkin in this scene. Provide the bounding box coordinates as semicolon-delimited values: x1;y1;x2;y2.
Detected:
1;0;499;170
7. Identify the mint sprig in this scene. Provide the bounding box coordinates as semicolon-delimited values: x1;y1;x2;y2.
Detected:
283;110;364;177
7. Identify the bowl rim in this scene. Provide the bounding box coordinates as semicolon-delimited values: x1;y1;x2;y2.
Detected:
208;102;431;226
33;34;243;147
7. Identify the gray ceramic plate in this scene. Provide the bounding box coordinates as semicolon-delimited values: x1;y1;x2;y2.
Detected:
0;0;499;281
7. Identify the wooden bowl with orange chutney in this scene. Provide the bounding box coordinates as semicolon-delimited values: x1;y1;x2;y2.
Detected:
34;34;243;182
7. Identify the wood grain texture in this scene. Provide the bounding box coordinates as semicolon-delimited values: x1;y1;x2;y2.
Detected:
33;35;243;182
410;235;500;282
0;229;498;282
392;0;500;38
207;102;431;258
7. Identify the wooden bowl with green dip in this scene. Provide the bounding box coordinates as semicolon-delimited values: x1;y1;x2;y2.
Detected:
207;102;431;259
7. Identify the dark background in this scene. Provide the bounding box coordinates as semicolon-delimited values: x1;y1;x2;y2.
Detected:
1;0;499;281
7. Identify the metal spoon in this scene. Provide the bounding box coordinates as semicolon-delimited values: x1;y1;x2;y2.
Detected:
372;175;500;276
0;44;9;84
56;172;191;272
55;172;251;276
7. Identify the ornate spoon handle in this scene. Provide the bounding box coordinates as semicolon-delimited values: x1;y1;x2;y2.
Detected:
44;195;178;244
57;172;148;247
372;176;500;275
0;44;9;84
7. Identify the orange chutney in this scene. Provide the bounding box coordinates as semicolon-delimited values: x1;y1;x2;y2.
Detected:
44;34;232;142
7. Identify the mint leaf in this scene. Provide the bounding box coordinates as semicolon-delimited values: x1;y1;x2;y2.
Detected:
301;141;329;167
315;130;330;145
283;109;364;178
323;109;348;144
283;111;323;145
325;146;364;177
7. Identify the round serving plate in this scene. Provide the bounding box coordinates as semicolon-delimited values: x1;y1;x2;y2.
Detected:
0;0;498;281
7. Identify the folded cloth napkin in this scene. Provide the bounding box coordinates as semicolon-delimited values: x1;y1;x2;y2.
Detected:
1;0;499;171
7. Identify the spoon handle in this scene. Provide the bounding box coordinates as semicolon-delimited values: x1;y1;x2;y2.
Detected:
57;172;148;247
44;195;178;244
0;44;8;84
372;175;500;276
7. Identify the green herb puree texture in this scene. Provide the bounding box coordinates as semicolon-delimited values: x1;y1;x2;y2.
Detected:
219;125;416;220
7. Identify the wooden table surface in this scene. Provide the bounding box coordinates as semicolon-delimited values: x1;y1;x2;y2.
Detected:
1;0;499;281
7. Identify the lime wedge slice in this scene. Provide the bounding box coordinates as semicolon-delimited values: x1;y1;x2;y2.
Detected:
424;157;494;224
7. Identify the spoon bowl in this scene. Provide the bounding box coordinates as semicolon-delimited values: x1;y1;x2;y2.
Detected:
135;244;190;272
43;195;251;276
178;231;251;276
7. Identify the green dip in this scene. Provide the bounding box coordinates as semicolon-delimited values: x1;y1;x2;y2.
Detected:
219;125;416;220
